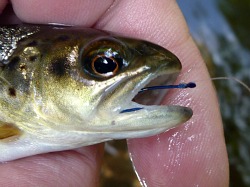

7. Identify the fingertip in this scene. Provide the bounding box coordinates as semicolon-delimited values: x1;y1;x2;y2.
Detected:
127;124;229;187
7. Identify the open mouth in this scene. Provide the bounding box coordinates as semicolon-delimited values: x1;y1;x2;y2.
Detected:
120;74;196;114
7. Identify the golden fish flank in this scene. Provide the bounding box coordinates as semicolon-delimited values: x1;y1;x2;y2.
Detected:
0;25;192;162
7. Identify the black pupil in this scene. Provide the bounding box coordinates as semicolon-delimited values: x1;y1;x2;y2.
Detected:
94;57;117;74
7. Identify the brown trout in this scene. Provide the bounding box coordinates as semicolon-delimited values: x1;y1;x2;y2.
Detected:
0;25;192;162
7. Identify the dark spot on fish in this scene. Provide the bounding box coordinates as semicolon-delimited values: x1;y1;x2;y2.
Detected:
8;87;16;97
56;35;70;42
50;59;69;76
29;56;38;62
19;64;26;71
27;40;38;47
7;56;20;71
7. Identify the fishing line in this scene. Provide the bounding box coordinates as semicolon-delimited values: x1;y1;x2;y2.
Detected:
187;76;250;93
120;76;250;113
211;77;250;93
135;78;250;94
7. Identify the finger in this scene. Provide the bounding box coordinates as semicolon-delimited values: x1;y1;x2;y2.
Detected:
0;145;103;186
0;0;8;13
91;0;228;186
0;3;22;24
10;0;115;26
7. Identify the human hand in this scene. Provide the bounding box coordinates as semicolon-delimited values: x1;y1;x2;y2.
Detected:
0;0;229;186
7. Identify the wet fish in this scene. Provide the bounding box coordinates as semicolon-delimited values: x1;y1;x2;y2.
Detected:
0;25;192;162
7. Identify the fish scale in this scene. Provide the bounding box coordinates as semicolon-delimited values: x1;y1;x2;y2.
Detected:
0;25;40;63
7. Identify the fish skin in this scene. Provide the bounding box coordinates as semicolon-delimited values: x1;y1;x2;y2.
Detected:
0;25;192;162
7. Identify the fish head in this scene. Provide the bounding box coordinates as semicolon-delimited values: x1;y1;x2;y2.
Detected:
0;26;193;161
33;28;192;139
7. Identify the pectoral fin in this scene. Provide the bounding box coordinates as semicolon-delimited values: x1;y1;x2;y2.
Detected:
0;122;22;139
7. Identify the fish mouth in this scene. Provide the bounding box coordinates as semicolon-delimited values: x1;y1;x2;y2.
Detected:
133;74;175;106
119;72;180;113
104;70;194;134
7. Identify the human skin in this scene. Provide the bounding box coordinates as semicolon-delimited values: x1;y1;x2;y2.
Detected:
0;0;229;186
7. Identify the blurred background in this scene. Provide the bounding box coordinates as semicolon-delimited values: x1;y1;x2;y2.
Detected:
101;0;250;186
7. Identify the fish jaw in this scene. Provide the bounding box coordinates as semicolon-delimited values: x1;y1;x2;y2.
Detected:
106;106;192;139
93;41;193;138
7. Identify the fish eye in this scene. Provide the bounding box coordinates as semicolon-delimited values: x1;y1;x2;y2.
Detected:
82;39;129;79
91;55;119;76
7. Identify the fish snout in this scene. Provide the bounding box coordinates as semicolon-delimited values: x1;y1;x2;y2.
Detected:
134;41;182;74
